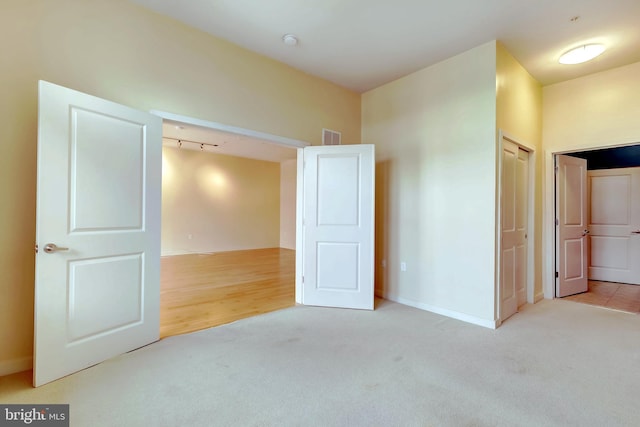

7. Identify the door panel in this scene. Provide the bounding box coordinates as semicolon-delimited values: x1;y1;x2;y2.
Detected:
302;145;374;310
556;155;588;297
500;139;529;321
72;109;145;230
588;168;640;284
68;254;144;341
34;81;162;386
515;147;529;305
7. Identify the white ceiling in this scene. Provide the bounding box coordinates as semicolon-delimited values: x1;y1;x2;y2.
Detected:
131;0;640;93
137;0;640;162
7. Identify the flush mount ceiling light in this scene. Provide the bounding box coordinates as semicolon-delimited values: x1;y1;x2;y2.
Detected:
559;44;606;65
282;34;298;46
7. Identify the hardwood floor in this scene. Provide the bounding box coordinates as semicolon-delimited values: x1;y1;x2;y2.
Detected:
562;280;640;314
160;248;295;338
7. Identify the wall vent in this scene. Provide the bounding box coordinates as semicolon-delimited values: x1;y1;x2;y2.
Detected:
322;128;341;145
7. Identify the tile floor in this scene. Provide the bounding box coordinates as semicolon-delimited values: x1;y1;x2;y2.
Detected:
563;280;640;314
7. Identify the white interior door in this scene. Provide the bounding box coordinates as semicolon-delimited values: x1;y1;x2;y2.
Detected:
556;155;588;297
588;167;640;284
500;139;529;320
301;144;374;310
34;81;162;386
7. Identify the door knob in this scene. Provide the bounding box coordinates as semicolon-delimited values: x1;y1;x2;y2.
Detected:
43;243;69;253
582;230;590;236
632;230;640;235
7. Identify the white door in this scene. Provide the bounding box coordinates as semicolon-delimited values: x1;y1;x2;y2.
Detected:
301;144;375;310
588;167;640;284
34;81;162;386
500;139;529;320
556;155;588;297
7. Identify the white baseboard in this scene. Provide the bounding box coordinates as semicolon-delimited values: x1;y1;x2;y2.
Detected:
534;292;545;303
385;293;498;329
0;356;32;377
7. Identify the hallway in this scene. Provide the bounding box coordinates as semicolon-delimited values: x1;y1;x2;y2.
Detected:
562;280;640;314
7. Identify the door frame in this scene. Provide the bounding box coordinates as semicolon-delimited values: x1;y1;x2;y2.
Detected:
496;130;536;324
543;141;640;299
149;110;310;305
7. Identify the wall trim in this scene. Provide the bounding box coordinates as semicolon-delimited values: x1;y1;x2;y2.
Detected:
0;356;32;377
150;110;310;149
295;148;304;305
385;293;498;329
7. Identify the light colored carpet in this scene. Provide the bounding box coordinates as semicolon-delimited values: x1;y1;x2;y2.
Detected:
1;299;639;426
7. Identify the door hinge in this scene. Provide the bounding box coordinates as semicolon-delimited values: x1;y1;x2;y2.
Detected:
34;243;39;254
555;271;559;278
302;275;304;284
554;165;559;173
555;218;559;226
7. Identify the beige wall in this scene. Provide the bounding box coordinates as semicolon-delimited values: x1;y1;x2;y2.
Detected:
162;147;281;255
0;0;360;374
279;159;297;250
543;61;640;151
496;43;544;303
363;41;498;325
542;61;640;297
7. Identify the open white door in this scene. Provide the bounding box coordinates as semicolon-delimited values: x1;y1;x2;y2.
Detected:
301;144;374;310
556;155;588;297
34;81;162;386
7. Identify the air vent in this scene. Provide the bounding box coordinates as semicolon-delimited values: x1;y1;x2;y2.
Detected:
322;128;341;145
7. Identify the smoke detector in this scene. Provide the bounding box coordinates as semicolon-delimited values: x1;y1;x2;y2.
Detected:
282;34;298;46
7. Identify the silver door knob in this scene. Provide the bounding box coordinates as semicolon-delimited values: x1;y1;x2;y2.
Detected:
632;230;640;235
43;243;69;253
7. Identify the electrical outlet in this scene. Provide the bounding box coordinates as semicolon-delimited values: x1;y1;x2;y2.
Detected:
401;262;407;272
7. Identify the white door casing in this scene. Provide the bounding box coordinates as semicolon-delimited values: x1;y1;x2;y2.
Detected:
34;81;162;386
500;139;529;320
301;144;375;310
556;155;588;297
588;167;640;284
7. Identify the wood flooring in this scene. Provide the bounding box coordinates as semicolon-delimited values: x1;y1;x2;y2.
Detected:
562;280;640;314
160;248;295;338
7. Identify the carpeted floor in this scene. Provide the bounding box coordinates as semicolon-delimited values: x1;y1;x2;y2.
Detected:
1;298;639;426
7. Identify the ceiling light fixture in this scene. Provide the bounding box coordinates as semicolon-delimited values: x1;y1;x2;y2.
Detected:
282;34;298;46
164;137;219;151
559;44;606;65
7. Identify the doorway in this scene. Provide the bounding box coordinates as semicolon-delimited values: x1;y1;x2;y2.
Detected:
155;112;304;337
34;82;376;385
551;143;640;312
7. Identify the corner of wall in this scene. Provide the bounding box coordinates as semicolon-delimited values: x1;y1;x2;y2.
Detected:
0;357;32;377
495;42;544;317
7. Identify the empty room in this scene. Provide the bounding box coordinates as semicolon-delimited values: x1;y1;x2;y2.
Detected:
159;120;298;337
1;0;640;425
